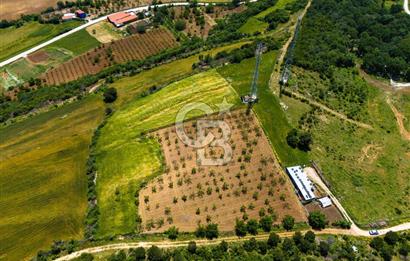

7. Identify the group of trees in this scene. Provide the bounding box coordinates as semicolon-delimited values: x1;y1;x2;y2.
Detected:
286;128;313;151
70;231;409;261
294;0;410;81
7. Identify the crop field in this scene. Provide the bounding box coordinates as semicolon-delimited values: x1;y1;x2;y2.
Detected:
48;29;100;56
0;96;105;261
111;41;250;106
139;110;307;232
95;70;239;237
0;21;82;62
218;51;309;166
42;28;177;86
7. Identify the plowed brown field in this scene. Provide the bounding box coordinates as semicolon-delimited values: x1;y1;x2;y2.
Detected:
139;110;307;233
42;28;177;85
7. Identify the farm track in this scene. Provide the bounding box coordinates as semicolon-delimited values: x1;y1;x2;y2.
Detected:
42;28;177;85
55;222;410;261
386;97;410;141
269;0;312;95
284;90;374;130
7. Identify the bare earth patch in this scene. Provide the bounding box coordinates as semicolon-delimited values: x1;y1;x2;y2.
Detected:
386;97;410;141
27;50;49;64
86;21;123;43
358;143;383;164
139;110;307;233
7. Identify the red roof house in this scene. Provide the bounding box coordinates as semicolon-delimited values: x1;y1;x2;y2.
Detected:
108;12;138;27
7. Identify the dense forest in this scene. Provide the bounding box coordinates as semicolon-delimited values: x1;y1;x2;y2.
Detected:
294;0;410;81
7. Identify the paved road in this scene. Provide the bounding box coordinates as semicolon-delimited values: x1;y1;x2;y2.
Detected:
0;1;258;68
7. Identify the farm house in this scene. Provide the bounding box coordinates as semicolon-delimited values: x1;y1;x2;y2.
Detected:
108;12;138;27
75;10;87;19
286;166;316;202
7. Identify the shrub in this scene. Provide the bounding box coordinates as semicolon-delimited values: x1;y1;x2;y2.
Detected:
308;211;327;230
175;19;186;31
247;219;259;235
147;245;163;261
165;226;179;240
205;223;219;239
188;241;197;254
235;219;247;237
384;231;399;246
282;215;295;231
129;247;146;261
259;215;273;232
103;87;117;103
267;232;281;248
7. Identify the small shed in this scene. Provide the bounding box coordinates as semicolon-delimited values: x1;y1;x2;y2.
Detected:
76;10;87;19
318;196;332;208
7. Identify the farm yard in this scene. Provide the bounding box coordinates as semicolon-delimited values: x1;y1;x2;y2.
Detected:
139;110;307;233
0;48;72;91
94;70;239;237
86;21;124;43
42;28;177;85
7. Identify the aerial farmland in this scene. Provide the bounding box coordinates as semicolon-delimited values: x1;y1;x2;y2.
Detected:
0;0;409;260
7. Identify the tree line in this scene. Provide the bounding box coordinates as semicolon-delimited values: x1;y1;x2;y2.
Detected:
41;230;409;261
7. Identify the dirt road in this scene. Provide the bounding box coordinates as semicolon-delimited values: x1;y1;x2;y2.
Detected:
285;90;374;130
386;97;410;141
269;0;312;95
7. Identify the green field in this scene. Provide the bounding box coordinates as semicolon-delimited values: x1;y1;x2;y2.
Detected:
255;0;295;18
95;71;239;237
218;51;309;166
0;96;105;261
239;0;295;34
239;17;269;34
285;66;410;226
0;21;82;62
48;29;100;56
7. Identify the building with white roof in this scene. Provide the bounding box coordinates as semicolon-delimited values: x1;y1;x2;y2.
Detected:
318;196;332;208
286;165;316;202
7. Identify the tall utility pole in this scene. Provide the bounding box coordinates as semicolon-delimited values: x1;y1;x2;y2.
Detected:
241;43;264;114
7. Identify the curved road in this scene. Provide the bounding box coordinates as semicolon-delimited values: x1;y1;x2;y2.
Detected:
0;0;256;68
405;0;410;15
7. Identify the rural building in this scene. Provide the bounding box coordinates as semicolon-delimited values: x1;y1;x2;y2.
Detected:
76;10;87;19
286;166;316;202
62;13;76;21
318;196;332;208
108;12;138;27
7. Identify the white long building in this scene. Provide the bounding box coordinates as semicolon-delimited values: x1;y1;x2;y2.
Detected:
286;166;316;202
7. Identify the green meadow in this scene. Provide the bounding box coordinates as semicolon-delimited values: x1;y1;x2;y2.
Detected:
48;29;100;56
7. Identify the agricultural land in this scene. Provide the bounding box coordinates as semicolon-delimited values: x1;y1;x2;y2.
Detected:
0;21;82;62
0;0;409;260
